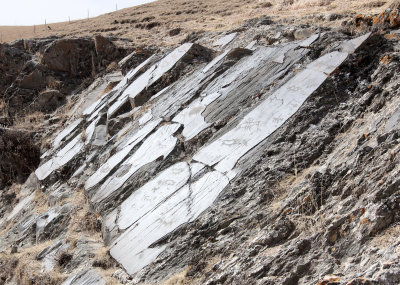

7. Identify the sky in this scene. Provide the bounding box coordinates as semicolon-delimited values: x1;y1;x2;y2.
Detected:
0;0;156;26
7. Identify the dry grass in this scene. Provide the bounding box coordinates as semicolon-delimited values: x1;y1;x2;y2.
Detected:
33;188;49;214
0;0;395;46
0;240;67;285
161;267;191;285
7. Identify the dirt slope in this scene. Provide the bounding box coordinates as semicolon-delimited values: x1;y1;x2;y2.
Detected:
0;0;393;46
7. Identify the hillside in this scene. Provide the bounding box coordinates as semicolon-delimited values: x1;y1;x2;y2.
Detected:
0;0;393;46
1;0;400;285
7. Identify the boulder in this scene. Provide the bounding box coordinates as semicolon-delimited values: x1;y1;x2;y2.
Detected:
94;35;119;62
169;28;182;36
19;69;45;89
35;89;66;112
41;39;95;77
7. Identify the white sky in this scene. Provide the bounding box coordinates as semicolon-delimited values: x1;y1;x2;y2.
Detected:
0;0;156;26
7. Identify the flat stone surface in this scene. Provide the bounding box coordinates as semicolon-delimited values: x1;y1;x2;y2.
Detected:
386;106;400;132
116;162;192;230
203;50;230;73
299;33;320;48
307;51;348;74
110;170;229;275
194;68;328;173
53;119;83;149
36;135;84;180
91;123;180;204
213;33;237;47
340;33;371;53
62;269;106;285
85;119;161;190
173;92;221;140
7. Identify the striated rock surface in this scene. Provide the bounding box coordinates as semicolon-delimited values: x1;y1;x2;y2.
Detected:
1;10;400;285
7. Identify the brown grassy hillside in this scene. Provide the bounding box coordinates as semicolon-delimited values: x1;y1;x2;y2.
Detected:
0;0;394;46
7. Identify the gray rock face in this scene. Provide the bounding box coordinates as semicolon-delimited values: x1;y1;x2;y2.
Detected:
35;204;72;242
2;20;400;285
62;269;106;285
41;38;95;76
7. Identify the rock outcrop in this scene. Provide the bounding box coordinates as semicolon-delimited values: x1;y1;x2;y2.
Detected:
0;128;40;189
1;8;400;285
1;36;131;120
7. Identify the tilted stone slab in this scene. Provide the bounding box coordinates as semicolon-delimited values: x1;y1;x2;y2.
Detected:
113;162;205;231
91;123;181;204
113;162;191;230
194;34;371;172
193;68;329;173
202;43;307;124
62;269;106;285
127;43;209;107
203;50;230;73
113;55;156;93
299;33;320;48
109;170;229;275
150;46;252;122
6;192;35;222
108;43;202;118
76;71;123;116
172;92;221;140
84;56;155;117
386;106;400;132
36;135;84;180
340;33;371;53
85;119;161;190
307;51;348;75
52;118;83;150
213;33;237;47
84;117;100;145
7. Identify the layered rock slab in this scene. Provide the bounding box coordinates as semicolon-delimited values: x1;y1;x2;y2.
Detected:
109;169;229;274
26;32;375;282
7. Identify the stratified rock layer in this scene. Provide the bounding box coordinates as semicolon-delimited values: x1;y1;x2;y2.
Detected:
1;20;400;285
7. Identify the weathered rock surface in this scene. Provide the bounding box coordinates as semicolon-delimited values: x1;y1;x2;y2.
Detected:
1;13;400;285
1;36;131;119
41;38;95;76
0;128;40;189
